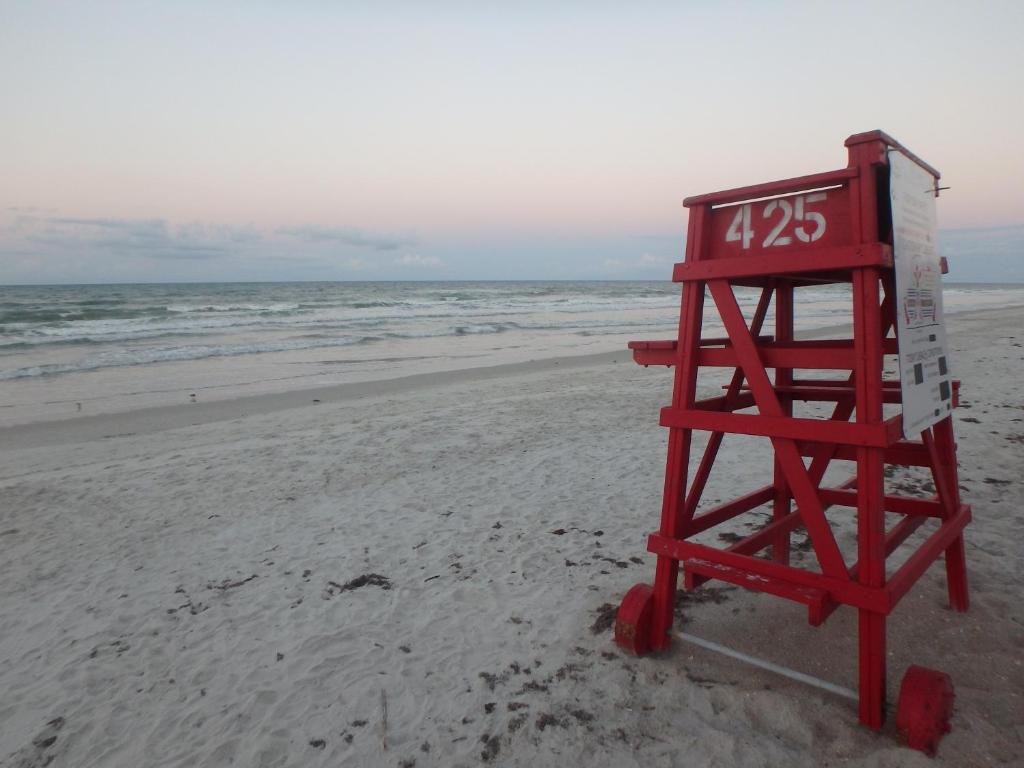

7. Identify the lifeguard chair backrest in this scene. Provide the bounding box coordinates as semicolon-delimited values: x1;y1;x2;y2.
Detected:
678;131;939;269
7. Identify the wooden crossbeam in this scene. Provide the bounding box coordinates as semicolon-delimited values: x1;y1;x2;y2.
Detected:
682;286;775;527
672;243;892;282
647;535;885;611
708;279;850;581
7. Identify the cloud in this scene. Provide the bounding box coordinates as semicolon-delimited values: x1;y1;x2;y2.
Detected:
395;253;441;268
22;216;261;260
277;224;414;252
0;209;432;282
603;252;669;273
7;205;57;215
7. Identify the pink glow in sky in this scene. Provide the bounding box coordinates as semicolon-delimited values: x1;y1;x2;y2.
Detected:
2;1;1023;282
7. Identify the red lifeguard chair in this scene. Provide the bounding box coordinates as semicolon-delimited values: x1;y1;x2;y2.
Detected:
615;131;969;755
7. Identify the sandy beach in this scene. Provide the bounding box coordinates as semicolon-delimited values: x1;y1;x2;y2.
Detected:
1;304;1022;768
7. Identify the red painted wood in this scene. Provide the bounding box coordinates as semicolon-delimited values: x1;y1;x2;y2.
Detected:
614;584;655;655
629;334;774;351
683;167;857;207
773;281;795;565
673;243;891;281
709;278;850;580
767;385;903;404
791;377;902;389
617;131;970;748
704;187;855;262
846;136;889;728
687;476;859;592
683;558;830;625
818;488;946;518
794;440;932;467
647;535;887;612
659;407;893;448
699;345;859;370
648;205;708;652
846;129;942;180
683;287;775;522
886;505;972;609
634;339;899;369
934;417;969;611
692;392;758;412
688;485;775;535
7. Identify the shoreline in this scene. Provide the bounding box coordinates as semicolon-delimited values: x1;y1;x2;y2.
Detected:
2;302;1017;451
0;349;626;452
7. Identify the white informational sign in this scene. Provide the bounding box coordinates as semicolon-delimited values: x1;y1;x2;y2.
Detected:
890;150;953;439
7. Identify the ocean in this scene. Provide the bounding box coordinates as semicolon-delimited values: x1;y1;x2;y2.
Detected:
2;280;1023;426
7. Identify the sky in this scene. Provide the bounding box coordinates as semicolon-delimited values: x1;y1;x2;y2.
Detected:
2;1;1023;284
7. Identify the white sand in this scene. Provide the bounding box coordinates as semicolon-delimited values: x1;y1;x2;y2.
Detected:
1;306;1022;767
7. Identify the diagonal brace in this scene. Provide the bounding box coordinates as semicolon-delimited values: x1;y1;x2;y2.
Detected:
708;279;850;581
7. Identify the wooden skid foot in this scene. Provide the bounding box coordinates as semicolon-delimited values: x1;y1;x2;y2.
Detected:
896;666;955;756
614;584;655;655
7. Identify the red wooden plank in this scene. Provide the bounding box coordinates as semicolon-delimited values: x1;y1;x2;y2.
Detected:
688;477;858;591
742;385;903;404
773;280;795;566
688;485;775;534
647;535;886;612
700;345;857;369
683;287;775;525
818;488;946;518
660;407;893;447
633;339;898;370
845;150;889;727
883;415;904;444
683;167;857;207
782;339;898;352
923;428;956;516
629;334;774;351
795;440;932;467
632;348;675;367
886;505;972;609
722;509;803;556
693;392;757;412
704;186;855;262
791;377;902;389
628;339;677;350
846;130;941;180
682;558;832;626
708;279;850;580
673;243;892;282
648;204;709;652
731;471;850;562
934;417;969;611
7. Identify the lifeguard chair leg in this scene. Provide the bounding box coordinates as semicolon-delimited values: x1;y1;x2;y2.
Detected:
859;611;887;728
649;276;707;651
772;282;794;565
856;444;888;729
853;268;888;729
856;445;888;729
930;417;970;612
943;533;969;613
